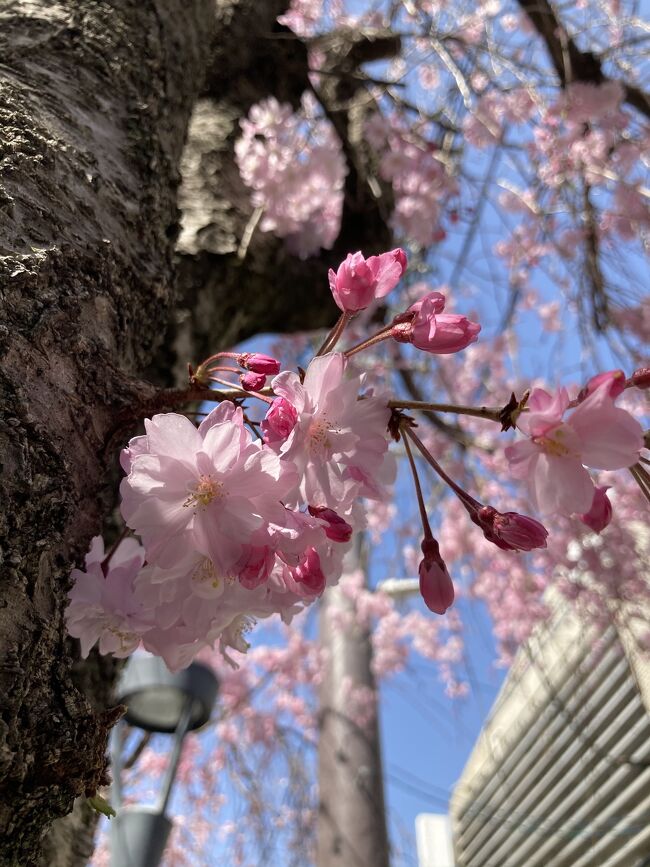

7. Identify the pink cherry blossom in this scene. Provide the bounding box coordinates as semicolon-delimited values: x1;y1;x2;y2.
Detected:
270;352;395;514
235;95;345;258
291;547;326;596
133;554;309;671
475;506;548;551
240;371;266;391
65;536;150;658
327;249;406;312
236;545;276;590
580;369;626;400
120;404;296;575
506;383;643;515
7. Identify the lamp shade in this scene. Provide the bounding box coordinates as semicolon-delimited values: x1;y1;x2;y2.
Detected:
115;655;218;733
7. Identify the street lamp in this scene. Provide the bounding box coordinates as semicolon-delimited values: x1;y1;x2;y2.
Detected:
110;654;219;867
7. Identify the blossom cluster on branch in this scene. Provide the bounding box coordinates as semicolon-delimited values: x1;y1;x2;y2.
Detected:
66;249;647;672
235;95;346;258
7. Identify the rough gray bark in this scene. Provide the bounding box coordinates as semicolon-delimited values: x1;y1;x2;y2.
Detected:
0;2;213;863
317;543;390;867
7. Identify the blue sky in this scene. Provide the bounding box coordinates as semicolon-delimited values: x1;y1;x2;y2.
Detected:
380;600;505;864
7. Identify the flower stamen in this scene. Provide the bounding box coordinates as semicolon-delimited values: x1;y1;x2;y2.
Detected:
184;474;225;509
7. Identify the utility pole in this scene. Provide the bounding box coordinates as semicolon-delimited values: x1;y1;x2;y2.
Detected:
317;542;391;867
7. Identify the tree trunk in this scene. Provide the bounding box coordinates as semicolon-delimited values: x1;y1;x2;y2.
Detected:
0;2;212;862
317;573;390;867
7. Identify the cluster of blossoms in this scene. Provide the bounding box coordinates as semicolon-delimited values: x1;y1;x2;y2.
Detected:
365;112;458;247
67;350;393;671
234;95;346;259
66;249;647;670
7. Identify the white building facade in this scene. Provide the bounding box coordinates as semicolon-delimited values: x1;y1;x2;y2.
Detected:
450;596;650;867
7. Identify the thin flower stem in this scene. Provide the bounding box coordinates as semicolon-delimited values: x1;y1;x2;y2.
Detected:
245;417;263;440
344;326;395;358
103;526;131;570
316;311;353;357
207;374;241;389
208;375;273;404
405;427;479;511
199;351;239;368
629;464;650;505
389;398;502;423
206;365;240;374
401;425;433;541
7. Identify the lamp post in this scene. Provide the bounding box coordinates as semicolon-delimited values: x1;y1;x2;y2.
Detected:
110;654;219;867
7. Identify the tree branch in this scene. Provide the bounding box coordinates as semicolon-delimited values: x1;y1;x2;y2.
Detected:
516;0;650;120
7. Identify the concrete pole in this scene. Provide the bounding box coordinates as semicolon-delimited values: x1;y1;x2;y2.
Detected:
317;544;391;867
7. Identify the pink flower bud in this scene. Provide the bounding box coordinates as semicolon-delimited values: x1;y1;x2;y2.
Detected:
241;371;266;391
418;537;454;615
580;369;626;401
328;249;405;312
392;291;480;354
262;397;298;443
413;311;481;354
293;548;326;595
476;506;548;551
308;505;353;543
238;353;281;375
630;367;650;389
394;290;446;327
579;486;612;534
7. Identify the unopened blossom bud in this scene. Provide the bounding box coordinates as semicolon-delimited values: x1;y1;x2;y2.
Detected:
476;506;548;551
418;537;454;615
392;291;480;354
238;352;281;375
414;312;480;355
630;367;650;389
579;369;626;401
328;248;405;312
392;291;446;332
241;371;266;391
308;505;353;543
579;486;612;534
293;548;326;595
262;396;298;443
